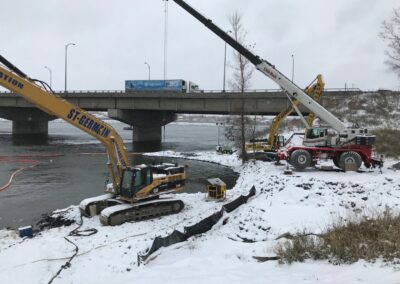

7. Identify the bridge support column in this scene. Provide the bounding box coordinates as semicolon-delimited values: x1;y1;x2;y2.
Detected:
12;120;48;135
132;125;162;142
0;107;54;136
108;109;177;143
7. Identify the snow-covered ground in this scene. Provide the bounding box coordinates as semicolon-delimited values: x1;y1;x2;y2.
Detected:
1;151;400;284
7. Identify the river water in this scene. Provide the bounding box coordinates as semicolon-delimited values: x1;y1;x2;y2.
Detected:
0;119;237;229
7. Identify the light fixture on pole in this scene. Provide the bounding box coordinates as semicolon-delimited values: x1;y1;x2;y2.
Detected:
65;42;76;92
144;62;151;80
44;66;52;88
223;30;232;92
291;54;294;82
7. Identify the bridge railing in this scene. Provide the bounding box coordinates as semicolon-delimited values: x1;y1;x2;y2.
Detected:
0;87;364;94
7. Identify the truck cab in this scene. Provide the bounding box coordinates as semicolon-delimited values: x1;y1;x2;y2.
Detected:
303;127;339;147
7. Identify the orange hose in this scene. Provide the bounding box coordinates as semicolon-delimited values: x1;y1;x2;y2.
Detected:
0;162;39;192
0;153;59;192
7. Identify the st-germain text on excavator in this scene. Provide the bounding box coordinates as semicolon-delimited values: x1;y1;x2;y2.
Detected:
67;108;111;138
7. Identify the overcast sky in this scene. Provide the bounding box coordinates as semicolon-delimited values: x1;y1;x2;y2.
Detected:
1;0;399;92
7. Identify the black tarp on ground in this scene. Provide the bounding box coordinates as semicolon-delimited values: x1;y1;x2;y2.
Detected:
138;186;257;265
184;208;224;237
223;185;256;213
138;230;187;264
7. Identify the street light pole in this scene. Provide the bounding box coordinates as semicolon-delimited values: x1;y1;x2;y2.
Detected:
217;123;220;146
65;42;76;92
223;42;227;92
223;30;232;92
144;62;151;80
291;54;294;82
44;66;52;88
162;0;169;81
216;122;223;146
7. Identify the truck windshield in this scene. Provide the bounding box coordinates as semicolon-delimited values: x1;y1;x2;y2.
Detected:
307;128;321;139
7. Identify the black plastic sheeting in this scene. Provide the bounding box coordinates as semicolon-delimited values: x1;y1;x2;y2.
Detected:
137;186;256;265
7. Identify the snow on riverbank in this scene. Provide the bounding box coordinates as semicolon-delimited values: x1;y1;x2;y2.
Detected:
1;151;400;284
145;150;242;169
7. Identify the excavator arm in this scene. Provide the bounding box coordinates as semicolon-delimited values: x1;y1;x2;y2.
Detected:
268;74;325;149
0;55;130;192
245;75;325;153
1;55;186;226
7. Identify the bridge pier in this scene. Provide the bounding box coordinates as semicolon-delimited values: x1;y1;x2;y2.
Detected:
0;107;54;136
12;120;48;135
108;109;177;143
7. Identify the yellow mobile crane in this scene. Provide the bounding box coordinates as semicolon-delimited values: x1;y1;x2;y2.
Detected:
0;55;185;226
245;74;325;154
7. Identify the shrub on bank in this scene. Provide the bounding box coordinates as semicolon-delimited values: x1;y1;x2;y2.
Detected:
275;208;400;264
372;128;400;158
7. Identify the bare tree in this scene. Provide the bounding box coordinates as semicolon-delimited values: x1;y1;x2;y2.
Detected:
380;7;400;78
229;12;254;92
224;11;255;163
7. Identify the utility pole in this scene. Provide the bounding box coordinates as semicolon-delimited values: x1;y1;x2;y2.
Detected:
162;0;169;81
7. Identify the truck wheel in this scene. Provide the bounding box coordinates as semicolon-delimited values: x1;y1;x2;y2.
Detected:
339;151;362;171
290;150;311;170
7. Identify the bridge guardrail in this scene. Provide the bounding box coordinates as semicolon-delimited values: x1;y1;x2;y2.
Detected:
1;88;398;98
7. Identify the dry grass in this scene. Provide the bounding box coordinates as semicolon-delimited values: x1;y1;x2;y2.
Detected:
275;208;400;264
372;128;400;158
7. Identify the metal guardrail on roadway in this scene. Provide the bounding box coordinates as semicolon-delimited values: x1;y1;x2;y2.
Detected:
0;87;365;95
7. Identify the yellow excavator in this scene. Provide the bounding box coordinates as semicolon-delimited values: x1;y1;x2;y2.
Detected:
0;55;185;226
245;74;325;154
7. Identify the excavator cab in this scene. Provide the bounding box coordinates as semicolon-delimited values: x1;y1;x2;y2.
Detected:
120;166;153;199
275;135;285;148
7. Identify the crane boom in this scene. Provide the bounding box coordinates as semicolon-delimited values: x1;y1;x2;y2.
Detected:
172;0;349;135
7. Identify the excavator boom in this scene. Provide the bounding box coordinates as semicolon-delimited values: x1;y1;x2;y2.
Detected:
0;55;129;190
246;74;325;153
0;55;186;225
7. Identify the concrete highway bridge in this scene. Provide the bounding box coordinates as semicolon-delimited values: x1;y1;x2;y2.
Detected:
0;89;361;143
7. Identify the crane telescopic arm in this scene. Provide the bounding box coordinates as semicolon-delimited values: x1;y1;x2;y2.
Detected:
172;0;350;135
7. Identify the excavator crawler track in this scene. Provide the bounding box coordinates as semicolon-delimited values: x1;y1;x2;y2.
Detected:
100;199;184;226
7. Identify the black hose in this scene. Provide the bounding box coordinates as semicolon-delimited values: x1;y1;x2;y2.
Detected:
47;215;97;284
0;54;28;78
